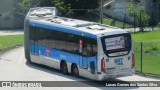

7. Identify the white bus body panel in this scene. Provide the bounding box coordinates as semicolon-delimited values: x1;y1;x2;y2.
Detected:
25;7;135;81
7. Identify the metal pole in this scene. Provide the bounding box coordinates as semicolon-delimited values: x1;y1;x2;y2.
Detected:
152;4;154;31
100;0;103;24
123;14;126;29
139;12;142;32
140;42;143;73
134;12;136;32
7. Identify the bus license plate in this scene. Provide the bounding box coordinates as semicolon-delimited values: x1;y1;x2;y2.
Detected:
115;58;123;65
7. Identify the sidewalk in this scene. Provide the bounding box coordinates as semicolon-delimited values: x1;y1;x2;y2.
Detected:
0;29;24;36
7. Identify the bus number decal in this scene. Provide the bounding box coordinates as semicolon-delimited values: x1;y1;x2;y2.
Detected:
115;58;123;65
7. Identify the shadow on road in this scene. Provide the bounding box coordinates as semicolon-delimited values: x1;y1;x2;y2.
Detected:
26;61;139;89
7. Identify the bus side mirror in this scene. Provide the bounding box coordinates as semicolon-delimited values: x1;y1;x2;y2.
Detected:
90;61;95;74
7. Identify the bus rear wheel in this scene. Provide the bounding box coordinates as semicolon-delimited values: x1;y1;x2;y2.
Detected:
72;64;79;77
61;61;68;74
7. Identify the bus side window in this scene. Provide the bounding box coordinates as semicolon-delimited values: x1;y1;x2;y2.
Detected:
54;32;66;50
66;34;79;54
91;44;97;55
82;44;88;56
83;38;97;57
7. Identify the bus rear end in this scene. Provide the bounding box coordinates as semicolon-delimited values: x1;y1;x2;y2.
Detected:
98;32;135;80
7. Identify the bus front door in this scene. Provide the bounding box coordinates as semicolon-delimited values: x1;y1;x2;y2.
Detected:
79;39;87;68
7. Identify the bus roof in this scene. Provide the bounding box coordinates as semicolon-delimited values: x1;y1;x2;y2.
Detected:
27;8;127;39
29;17;127;37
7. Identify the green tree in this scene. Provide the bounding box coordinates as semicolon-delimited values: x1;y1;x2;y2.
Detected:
18;0;52;15
13;0;52;22
15;0;72;17
14;0;100;21
52;0;72;16
127;1;150;32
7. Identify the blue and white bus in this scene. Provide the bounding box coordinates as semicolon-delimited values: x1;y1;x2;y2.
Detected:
24;7;135;80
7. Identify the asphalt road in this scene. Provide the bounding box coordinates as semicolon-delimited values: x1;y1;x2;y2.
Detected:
0;47;160;90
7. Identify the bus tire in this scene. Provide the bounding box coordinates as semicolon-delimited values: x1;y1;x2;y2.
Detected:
60;61;68;74
26;58;33;64
72;64;79;77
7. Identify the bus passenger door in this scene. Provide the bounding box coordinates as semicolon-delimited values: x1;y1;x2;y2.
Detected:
79;39;89;69
79;56;88;68
79;56;83;68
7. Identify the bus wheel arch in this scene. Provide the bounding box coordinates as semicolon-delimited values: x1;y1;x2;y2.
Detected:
60;60;68;74
71;63;79;77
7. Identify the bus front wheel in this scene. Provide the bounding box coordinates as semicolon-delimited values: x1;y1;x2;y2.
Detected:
72;64;79;77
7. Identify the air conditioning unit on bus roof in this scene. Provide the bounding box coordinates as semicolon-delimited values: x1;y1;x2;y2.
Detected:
28;7;58;18
51;17;94;27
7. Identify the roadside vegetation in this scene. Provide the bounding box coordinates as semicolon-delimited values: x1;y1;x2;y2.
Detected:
0;35;24;51
132;30;160;75
127;1;150;32
132;30;160;42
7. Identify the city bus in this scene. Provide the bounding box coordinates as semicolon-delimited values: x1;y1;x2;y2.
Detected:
24;7;135;81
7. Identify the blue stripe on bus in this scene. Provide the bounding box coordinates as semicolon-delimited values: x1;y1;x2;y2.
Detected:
29;20;97;39
30;44;98;70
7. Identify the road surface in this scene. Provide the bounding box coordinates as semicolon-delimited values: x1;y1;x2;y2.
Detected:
0;47;160;90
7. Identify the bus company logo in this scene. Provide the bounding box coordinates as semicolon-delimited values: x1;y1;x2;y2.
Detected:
2;82;12;87
46;48;51;56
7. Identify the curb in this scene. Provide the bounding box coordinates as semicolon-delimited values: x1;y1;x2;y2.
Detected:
136;71;160;80
0;44;23;56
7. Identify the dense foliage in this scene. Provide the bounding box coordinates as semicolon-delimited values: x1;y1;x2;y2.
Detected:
15;0;100;18
127;1;150;32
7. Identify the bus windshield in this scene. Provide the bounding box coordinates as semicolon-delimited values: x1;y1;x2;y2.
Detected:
101;33;132;57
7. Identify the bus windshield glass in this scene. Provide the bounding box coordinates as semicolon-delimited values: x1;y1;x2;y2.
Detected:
101;33;131;57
